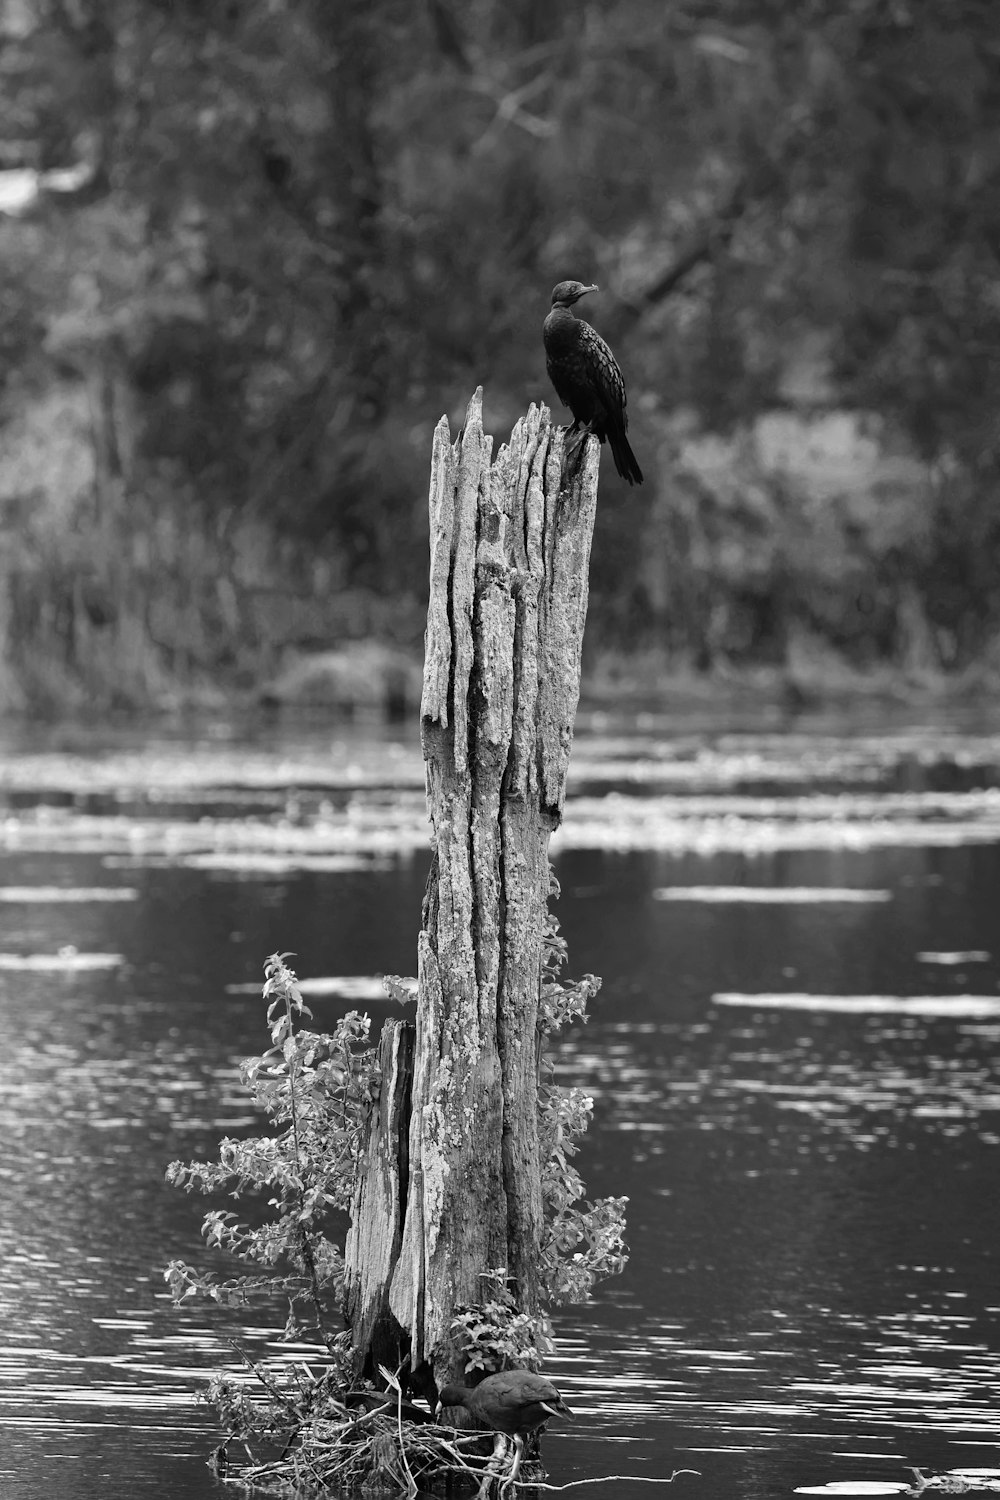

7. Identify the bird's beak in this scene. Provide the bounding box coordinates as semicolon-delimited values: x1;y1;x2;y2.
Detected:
581;284;598;296
540;1400;574;1419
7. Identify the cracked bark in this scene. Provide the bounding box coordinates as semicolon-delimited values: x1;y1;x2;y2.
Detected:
344;389;599;1394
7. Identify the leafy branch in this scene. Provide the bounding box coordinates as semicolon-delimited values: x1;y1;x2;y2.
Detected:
452;1270;554;1376
538;895;627;1308
165;952;378;1347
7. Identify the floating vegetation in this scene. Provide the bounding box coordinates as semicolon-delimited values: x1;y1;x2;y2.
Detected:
4;726;1000;806
915;1471;1000;1492
0;807;430;862
0;948;123;971
917;952;991;966
0;885;138;902
714;994;1000;1017
569;726;1000;795
149;853;392;874
556;793;1000;855
0;742;425;797
794;1471;1000;1498
794;1484;910;1496
652;886;892;903
929;1476;1000;1488
3;770;1000;864
224;976;396;1001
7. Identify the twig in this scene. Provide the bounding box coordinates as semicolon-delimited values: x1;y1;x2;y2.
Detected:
225;1338;299;1417
504;1471;701;1490
379;1361;419;1497
427;1430;496;1478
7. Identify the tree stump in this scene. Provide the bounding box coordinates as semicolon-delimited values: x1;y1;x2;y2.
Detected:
344;388;599;1395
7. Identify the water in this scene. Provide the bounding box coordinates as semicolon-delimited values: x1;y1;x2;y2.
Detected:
0;711;999;1499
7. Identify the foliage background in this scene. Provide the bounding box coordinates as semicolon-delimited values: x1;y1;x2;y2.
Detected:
1;0;998;711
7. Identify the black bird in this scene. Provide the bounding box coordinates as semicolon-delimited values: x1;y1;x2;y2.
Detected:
543;280;643;485
437;1370;573;1483
343;1389;436;1424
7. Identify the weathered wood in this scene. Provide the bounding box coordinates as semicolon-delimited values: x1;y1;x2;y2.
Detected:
397;391;598;1385
343;1018;415;1373
346;389;599;1393
538;433;598;816
422;418;457;727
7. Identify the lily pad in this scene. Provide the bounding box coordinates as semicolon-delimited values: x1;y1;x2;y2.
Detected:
794;1484;910;1496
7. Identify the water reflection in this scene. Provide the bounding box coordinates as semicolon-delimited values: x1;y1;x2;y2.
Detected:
0;717;997;1498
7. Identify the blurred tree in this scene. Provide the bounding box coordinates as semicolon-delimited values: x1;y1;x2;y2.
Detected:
0;0;998;701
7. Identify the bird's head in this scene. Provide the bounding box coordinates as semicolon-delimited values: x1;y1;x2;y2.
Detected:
436;1385;466;1416
551;280;598;308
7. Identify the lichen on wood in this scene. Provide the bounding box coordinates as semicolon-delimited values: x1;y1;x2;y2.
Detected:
345;388;601;1395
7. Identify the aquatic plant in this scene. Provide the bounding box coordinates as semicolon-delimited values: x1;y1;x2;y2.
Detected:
165;953;378;1349
537;901;627;1313
164;929;626;1493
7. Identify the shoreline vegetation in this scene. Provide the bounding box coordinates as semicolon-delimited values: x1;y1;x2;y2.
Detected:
4;388;1000;721
4;608;1000;724
2;5;998;722
2;377;997;723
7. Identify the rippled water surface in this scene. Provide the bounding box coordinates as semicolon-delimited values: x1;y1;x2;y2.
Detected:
1;708;999;1500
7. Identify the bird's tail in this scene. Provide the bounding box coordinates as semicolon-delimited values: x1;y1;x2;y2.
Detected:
608;428;643;486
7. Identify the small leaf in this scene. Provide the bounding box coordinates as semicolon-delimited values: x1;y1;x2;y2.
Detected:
382;974;417;1005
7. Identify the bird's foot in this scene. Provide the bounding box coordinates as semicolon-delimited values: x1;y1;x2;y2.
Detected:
478;1434;510;1498
564;421;591;457
499;1435;525;1496
559;427;593;492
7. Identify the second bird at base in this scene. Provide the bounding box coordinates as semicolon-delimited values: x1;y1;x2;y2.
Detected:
437;1369;574;1486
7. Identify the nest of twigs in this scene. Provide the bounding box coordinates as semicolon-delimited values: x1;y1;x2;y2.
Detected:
213;1398;524;1497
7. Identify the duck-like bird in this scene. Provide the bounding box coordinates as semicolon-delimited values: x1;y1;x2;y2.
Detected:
437;1369;573;1484
543;280;643;485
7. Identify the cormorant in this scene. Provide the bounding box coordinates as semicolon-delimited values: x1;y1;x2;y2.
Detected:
543;280;643;485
